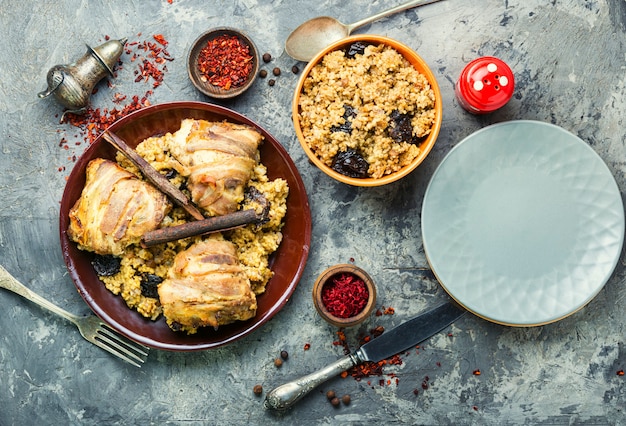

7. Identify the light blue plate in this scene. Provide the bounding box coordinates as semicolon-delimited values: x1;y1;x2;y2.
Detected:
422;121;624;326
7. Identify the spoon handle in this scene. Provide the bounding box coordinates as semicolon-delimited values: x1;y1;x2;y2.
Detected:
346;0;445;33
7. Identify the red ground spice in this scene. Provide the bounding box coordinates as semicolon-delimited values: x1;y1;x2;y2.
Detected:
617;370;624;376
58;34;171;153
129;34;172;88
321;273;369;318
197;34;253;90
375;306;396;316
334;327;402;384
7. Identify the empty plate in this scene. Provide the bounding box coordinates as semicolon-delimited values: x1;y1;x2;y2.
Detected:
422;120;624;326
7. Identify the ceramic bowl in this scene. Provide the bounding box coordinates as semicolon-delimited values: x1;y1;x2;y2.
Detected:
292;35;443;187
187;27;259;99
312;264;377;328
59;101;312;350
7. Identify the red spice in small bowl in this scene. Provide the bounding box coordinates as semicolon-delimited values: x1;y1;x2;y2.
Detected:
187;27;259;99
196;34;253;90
313;264;376;327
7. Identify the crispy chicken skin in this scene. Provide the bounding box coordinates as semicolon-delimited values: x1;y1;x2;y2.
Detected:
158;239;257;332
68;158;171;256
167;119;263;216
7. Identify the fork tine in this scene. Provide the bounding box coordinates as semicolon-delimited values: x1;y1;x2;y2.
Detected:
95;331;149;362
93;334;147;367
91;338;144;367
97;325;150;357
93;327;149;367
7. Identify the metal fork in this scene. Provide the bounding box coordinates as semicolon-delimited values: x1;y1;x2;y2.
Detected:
0;265;149;367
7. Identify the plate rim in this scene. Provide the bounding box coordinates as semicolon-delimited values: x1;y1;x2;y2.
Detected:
59;101;312;350
421;120;625;326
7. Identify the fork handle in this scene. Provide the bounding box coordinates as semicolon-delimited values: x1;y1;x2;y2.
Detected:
0;265;80;324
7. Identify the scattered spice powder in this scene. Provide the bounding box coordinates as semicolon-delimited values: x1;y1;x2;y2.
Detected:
196;34;253;90
62;93;150;145
129;34;172;88
57;33;172;163
321;273;369;318
334;327;402;384
304;343;311;351
375;306;396;316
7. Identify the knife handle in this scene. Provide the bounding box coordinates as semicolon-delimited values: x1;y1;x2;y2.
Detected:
264;353;359;411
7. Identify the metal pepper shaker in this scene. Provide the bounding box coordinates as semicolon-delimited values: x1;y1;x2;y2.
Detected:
38;38;127;113
455;56;515;114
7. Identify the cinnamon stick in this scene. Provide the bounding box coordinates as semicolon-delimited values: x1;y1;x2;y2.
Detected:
140;209;262;248
103;131;204;221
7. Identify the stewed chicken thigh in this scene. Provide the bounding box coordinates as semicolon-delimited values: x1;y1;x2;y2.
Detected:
68;158;171;256
158;238;257;332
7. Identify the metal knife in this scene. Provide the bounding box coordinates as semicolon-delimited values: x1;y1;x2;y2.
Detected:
264;301;466;411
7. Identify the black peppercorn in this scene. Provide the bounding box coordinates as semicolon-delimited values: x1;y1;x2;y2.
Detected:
259;69;268;78
330;397;340;407
341;394;351;405
292;65;299;74
274;358;283;368
280;350;289;360
253;384;263;395
268;79;275;86
326;390;335;400
262;52;272;63
272;67;281;76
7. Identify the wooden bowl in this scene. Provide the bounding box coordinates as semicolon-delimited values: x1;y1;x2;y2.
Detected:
187;27;259;99
292;35;443;187
312;264;377;328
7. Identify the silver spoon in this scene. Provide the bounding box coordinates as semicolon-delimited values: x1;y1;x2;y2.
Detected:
285;0;445;62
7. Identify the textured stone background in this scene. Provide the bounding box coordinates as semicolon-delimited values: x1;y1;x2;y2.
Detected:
0;0;625;424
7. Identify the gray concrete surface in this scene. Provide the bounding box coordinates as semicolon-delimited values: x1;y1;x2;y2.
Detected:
1;0;625;424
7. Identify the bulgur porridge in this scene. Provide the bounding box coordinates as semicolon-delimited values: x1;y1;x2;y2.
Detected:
70;119;288;334
298;42;437;179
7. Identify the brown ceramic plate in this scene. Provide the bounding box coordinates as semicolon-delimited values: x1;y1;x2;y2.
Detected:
59;102;311;351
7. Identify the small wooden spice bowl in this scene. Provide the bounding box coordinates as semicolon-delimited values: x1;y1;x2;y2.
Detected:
312;264;377;328
187;27;259;99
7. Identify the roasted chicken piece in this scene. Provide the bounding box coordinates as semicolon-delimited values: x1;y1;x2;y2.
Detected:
167;119;263;216
68;158;171;256
158;239;257;333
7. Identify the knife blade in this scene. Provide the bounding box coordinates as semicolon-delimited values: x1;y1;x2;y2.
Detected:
264;301;465;411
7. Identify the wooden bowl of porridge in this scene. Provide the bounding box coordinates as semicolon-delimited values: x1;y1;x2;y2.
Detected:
292;35;442;187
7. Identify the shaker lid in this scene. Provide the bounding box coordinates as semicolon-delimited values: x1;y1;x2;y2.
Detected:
457;57;514;112
89;38;127;76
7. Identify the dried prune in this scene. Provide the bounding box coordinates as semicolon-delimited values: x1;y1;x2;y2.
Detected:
389;110;416;144
331;148;369;178
140;273;163;299
91;255;121;276
346;42;369;58
331;105;357;134
244;186;270;225
164;168;178;180
244;185;265;203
